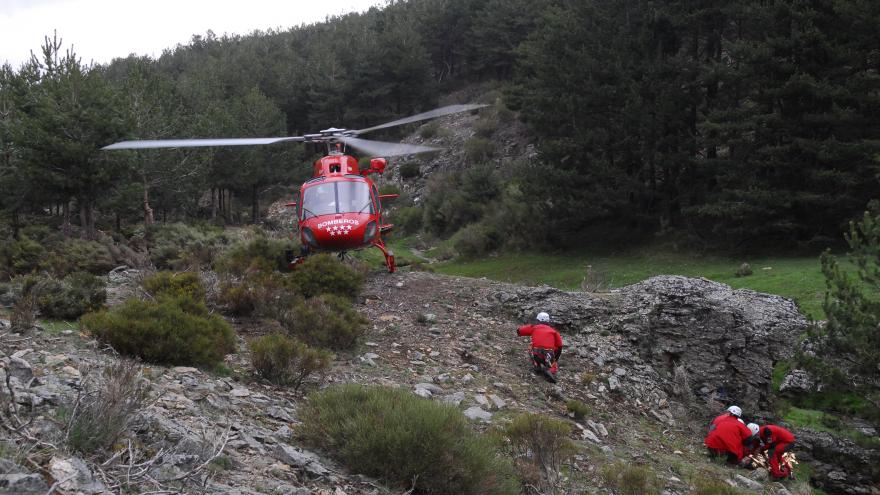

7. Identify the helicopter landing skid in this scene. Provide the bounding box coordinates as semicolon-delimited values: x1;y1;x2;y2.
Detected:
372;240;395;273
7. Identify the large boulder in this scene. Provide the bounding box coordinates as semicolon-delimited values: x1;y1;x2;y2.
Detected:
500;275;808;412
793;428;880;495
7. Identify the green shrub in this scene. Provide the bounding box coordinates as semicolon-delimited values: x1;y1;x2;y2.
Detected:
474;115;499;139
148;222;230;270
453;223;502;258
249;334;331;389
398;162;421;179
82;295;235;366
299;384;519;495
215;236;294;275
46;239;116;276
35;272;106;320
217;270;292;316
142;271;205;301
566;399;591;420
580;372;597;385
504;413;576;492
390;206;423;234
289;254;363;299
600;462;661;495
0;235;45;279
465;137;495;163
278;294;366;350
378;184;401;195
419;122;439;139
690;478;745;495
64;360;149;455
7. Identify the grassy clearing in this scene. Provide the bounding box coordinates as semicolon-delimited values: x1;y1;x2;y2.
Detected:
783;407;880;448
351;236;429;269
433;249;826;319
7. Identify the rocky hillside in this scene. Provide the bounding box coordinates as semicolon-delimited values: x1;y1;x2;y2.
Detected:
1;270;877;494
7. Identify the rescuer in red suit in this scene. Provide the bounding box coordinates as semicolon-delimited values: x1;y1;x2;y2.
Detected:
759;424;796;478
517;311;563;380
705;416;756;465
709;405;743;433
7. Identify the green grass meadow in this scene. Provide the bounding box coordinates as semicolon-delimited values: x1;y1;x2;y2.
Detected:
432;250;827;319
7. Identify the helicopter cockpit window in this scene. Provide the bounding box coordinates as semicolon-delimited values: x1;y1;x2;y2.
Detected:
338;181;374;214
301;181;373;219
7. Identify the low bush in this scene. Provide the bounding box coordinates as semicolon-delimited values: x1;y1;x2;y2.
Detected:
142;271;205;301
474;114;499;139
217;270;292;316
378;184;400;195
148;222;230;270
82;295;235;366
215;236;294;275
419;121;439;139
465;137;495;163
46;239;116;277
690;477;745;495
735;262;753;277
278;294;366;350
0;235;45;279
566;399;591;420
64;360;150;455
398;162;421;179
289;254;363;300
34;272;106;320
249;334;331;390
600;462;661;495
504;413;576;492
299;384;518;495
9;283;37;332
389;206;423;235
452;222;502;258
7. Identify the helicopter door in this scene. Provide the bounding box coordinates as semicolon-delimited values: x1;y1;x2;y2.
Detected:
371;184;380;215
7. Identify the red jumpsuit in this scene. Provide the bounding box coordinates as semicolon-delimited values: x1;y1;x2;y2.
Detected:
760;425;795;478
517;324;563;374
705;418;753;463
709;413;739;432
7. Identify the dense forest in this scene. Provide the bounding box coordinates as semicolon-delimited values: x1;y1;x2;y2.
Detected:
1;0;878;252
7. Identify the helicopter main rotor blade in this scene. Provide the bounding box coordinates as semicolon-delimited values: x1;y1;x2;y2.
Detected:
339;136;442;157
102;136;305;150
352;104;487;135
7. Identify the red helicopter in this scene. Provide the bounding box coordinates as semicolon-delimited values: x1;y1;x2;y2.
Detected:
103;104;485;272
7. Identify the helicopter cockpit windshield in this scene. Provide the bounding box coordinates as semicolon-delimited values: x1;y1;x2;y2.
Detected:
301;180;374;219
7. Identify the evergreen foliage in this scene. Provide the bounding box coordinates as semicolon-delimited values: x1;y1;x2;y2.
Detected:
276;294;366;350
0;0;878;252
249;333;331;389
820;200;880;377
83;296;235;366
288;253;364;299
299;384;519;495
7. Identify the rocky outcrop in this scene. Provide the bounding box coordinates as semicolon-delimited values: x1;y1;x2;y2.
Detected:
793;428;880;494
499;275;809;412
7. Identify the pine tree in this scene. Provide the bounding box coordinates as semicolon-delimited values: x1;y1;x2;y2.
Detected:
820;199;880;379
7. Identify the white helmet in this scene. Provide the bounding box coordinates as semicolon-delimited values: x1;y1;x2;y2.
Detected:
536;312;550;323
747;423;760;436
727;405;742;417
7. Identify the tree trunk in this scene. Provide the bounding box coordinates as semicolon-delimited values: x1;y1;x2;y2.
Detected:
251;184;259;224
143;175;154;227
62;201;71;236
79;199;96;239
11;210;20;238
211;187;217;220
